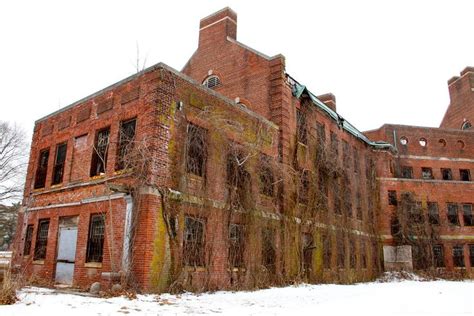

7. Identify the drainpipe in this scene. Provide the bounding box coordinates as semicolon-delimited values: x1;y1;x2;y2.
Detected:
122;194;133;273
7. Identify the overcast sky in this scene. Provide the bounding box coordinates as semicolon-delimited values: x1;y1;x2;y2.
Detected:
1;0;473;140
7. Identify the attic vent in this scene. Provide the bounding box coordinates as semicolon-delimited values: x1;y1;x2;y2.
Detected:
203;75;220;89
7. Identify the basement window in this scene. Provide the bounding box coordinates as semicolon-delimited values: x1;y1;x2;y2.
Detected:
34;148;50;189
447;203;460;226
262;228;276;273
388;190;397;206
86;214;105;263
428;202;440;225
183;216;205;267
185;123;207;177
23;225;34;256
432;245;445;268
229;224;244;268
115;118;137;171
452;245;465;267
203;75;220;89
421;167;433;180
441;168;453;181
460;169;471;181
52;142;67;185
33;219;50;260
462;204;474;226
90;127;110;177
400;166;413;179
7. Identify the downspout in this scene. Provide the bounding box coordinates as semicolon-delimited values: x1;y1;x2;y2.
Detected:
122;194;133;273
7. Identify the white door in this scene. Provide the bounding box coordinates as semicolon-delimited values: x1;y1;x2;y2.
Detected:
55;227;78;285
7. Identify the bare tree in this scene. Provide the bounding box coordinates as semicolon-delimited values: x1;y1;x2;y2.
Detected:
0;121;27;203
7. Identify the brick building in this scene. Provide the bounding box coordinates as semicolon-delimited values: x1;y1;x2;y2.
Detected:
12;8;473;292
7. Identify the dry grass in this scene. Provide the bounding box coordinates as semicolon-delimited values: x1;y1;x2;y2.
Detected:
0;269;19;305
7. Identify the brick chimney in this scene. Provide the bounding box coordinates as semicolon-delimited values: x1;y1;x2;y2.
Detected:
199;7;237;47
317;93;337;112
447;66;474;105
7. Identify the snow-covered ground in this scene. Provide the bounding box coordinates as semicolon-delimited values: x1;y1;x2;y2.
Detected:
1;278;473;315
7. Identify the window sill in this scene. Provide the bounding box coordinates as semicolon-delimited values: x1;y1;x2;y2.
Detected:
114;168;132;176
51;183;63;189
227;267;246;272
184;266;206;272
90;174;106;180
85;262;103;268
33;260;45;265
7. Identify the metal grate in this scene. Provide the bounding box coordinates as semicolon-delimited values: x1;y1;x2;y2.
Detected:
33;219;50;260
183;217;205;267
229;224;244;268
86;214;105;263
203;75;220;89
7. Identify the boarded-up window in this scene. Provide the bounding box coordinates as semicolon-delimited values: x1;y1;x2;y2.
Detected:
86;214;105;263
96;99;114;115
115;118;137;171
229;224;244;268
76;106;91;123
186;123;207;177
52;142;67;185
23;225;34;256
90;127;110;176
33;219;50;260
121;87;140;105
58;116;71;130
183;216;205;267
34;149;49;189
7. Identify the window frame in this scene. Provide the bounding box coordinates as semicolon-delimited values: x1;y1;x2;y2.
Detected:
447;203;460;226
452;245;465;268
23;224;34;256
90;127;110;177
183;216;206;267
441;168;453;181
115;118;137;171
33;219;50;261
34;148;50;189
86;213;106;263
52;142;68;185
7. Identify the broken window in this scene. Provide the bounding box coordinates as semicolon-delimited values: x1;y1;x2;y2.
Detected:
322;233;331;269
432;244;445;268
262;228;276;273
421;167;433;180
90;127;110;177
302;233;313;275
86;214;105;263
115;118;137;171
296;109;308;145
33;219;50;260
469;244;474;267
229;224;244;268
462;204;474;226
460;169;471;181
349;238;356;269
452;245;464;267
330;132;339;157
259;155;274;197
34;149;49;189
441;168;452;181
183;216;205;267
400;166;413;179
428;202;440;225
185;123;207;177
447;203;460;226
52;142;67;185
298;170;310;204
337;232;345;269
23;224;34;256
388;190;397;206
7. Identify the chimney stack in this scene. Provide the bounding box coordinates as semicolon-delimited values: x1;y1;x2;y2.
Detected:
199;7;237;47
317;93;337;112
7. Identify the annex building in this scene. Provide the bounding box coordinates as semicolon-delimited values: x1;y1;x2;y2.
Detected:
11;8;474;292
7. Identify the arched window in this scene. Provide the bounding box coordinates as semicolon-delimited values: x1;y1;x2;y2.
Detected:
202;75;220;89
461;121;472;130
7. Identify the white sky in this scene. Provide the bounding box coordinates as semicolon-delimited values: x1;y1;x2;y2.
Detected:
1;0;473;140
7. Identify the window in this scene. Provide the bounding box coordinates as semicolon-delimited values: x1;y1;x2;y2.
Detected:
34;149;50;189
441;168;452;181
343;185;352;217
400;166;413;179
323;233;331;269
90;127;110;176
86;214;105;263
226;149;250;191
52;142;67;185
461;121;472;130
433;245;445;268
388;190;397;206
203;75;220;89
428;202;440;225
333;179;341;215
317;122;326;144
302;233;313;274
318;168;328;208
185;123;207;177
115;118;136;171
452;245;464;267
342;141;350;169
399;136;408;145
337;232;345;269
262;228;275;272
330;132;339;156
23;225;34;256
460;169;471;181
259;155;274;197
298;170;310;204
462;204;474;226
183;216;205;267
361;241;367;269
356;190;362;220
349;238;356;269
447;203;460;225
353;147;359;173
469;244;474;267
229;224;244;268
296;109;308;145
33;219;50;260
419;138;427;147
421;167;433;180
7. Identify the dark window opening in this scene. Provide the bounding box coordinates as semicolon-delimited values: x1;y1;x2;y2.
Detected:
333;179;341;215
433;244;445;268
452;245;464;267
183;216;205;267
342;141;350;169
421;167;433;180
401;166;413;179
90;127;110;177
229;224;244;268
259;155;274;197
323;233;331;269
349;238;356;269
296;109;308;145
353;146;359;173
460;169;471;181
428;202;440;225
302;233;313;274
23;225;34;256
203;75;220;89
185;123;207;177
356;191;363;220
410;202;424;224
262;228;276;273
461;121;472;130
299;170;310;204
361;241;367;269
330;132;339;157
52;142;67;185
462;204;474;226
343;185;352;217
115;118;137;171
318;168;329;208
447;203;460;225
34;149;50;189
317;122;326;144
86;214;105;263
469;244;474;267
388;190;397;206
337;233;345;269
33;219;50;260
441;168;453;181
